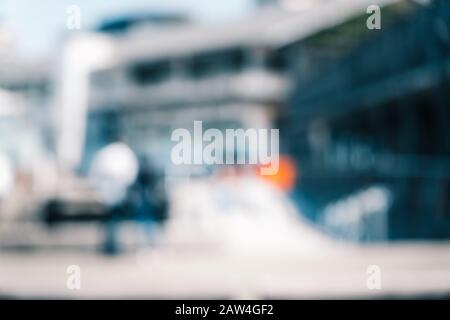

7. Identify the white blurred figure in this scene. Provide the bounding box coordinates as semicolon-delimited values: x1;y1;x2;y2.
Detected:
89;142;138;207
0;153;13;201
89;142;138;254
0;153;14;232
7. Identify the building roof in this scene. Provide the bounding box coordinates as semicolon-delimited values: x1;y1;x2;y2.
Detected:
116;0;401;64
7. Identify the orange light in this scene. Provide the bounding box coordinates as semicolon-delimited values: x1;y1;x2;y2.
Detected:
255;155;298;192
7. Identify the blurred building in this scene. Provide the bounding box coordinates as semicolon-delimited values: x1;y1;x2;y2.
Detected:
283;0;450;240
0;28;56;222
82;10;289;174
0;54;52;165
4;0;447;242
82;0;391;175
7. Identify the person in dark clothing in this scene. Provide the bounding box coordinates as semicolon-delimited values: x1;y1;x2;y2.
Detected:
127;156;168;247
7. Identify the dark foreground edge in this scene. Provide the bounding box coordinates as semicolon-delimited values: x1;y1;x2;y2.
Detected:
1;299;448;319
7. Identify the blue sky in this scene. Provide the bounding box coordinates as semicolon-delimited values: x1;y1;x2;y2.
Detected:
0;0;254;56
